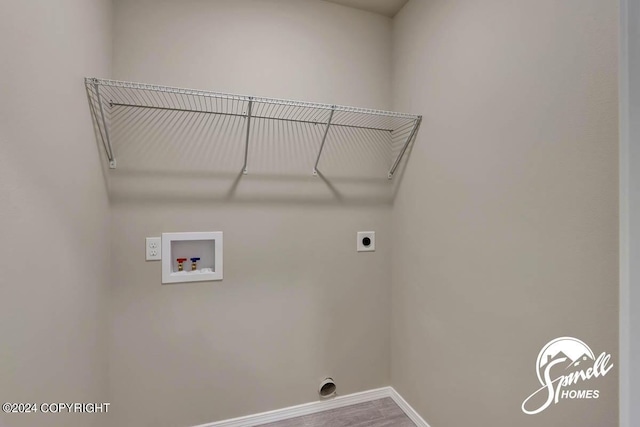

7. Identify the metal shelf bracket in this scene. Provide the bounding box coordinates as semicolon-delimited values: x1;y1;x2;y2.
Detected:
243;97;254;175
313;106;336;176
388;116;422;179
92;79;117;169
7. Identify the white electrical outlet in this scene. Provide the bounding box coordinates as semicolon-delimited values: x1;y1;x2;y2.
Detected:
146;237;161;261
357;231;375;252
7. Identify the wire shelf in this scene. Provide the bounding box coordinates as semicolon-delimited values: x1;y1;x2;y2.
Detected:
85;77;421;179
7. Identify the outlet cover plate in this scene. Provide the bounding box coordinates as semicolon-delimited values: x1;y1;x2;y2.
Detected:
357;231;375;252
146;237;162;261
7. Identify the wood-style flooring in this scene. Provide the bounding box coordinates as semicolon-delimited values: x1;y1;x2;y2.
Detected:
255;397;416;427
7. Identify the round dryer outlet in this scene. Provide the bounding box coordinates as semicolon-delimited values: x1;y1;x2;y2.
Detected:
357;231;375;252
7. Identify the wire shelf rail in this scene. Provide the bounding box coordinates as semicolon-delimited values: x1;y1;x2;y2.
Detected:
85;77;421;179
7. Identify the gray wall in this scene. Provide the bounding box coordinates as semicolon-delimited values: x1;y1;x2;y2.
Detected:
108;1;393;425
390;1;619;426
620;0;640;426
0;1;112;427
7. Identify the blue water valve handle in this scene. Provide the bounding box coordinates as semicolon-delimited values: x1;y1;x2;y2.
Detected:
190;258;200;262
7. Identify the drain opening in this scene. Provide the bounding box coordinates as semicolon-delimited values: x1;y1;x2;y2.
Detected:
319;378;337;398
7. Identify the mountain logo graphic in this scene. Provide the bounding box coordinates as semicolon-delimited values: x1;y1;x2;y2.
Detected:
522;336;613;415
536;337;595;384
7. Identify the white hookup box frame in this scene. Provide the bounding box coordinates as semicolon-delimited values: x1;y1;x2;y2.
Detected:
161;232;223;284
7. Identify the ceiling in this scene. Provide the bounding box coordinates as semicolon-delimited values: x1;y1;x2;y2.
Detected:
323;0;410;18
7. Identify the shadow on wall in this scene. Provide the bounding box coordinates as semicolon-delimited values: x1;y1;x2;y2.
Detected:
96;106;415;205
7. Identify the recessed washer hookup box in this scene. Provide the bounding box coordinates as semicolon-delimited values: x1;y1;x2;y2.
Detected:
161;232;223;284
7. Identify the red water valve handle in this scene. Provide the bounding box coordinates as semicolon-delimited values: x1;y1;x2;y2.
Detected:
176;258;187;263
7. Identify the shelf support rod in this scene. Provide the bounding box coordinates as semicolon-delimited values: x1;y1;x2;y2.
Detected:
313;106;336;176
388;116;422;179
242;97;253;175
93;80;116;169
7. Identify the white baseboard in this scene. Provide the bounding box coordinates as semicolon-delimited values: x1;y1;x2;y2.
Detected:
192;386;430;427
387;387;431;427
